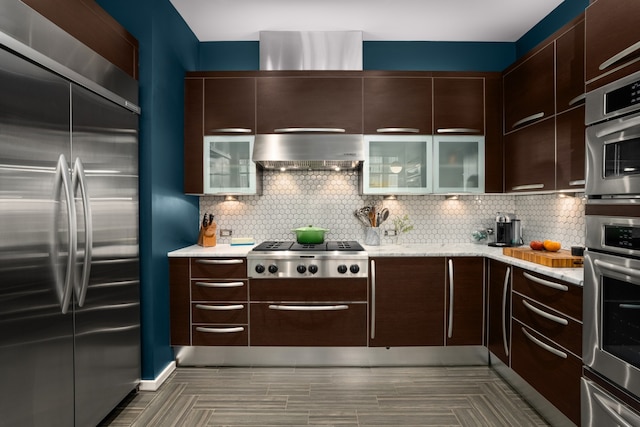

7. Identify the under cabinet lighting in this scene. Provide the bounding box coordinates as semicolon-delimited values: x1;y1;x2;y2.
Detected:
224;195;238;202
445;195;459;200
383;195;397;200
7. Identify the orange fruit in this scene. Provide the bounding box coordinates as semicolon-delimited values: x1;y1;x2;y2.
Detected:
543;240;561;252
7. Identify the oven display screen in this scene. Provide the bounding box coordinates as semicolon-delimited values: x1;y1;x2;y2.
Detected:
605;79;640;114
604;225;640;249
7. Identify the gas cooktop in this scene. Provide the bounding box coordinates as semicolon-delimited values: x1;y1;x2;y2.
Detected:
252;240;365;252
247;241;368;278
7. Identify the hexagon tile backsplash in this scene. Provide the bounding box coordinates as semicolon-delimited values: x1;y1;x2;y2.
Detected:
200;171;586;248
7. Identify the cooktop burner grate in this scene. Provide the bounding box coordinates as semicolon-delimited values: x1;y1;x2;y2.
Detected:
252;241;364;252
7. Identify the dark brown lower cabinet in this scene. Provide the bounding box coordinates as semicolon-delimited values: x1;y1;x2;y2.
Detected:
249;278;368;346
445;257;485;346
369;257;445;347
511;321;582;425
487;259;511;364
249;303;368;346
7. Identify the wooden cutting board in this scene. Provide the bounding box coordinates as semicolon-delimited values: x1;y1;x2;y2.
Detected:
502;247;583;268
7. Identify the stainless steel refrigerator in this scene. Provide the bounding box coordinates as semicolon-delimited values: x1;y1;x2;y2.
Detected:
0;18;141;427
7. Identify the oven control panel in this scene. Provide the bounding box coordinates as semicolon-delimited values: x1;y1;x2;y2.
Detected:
604;225;640;250
247;256;368;279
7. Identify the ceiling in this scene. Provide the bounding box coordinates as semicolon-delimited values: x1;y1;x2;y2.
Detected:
169;0;565;42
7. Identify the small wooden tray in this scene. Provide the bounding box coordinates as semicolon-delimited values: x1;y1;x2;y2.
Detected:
502;247;583;268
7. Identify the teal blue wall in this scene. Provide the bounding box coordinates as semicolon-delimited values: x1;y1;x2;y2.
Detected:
96;0;200;380
516;0;589;58
96;0;588;381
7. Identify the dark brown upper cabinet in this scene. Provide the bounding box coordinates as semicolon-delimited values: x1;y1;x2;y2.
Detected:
556;19;585;114
363;73;432;134
585;0;640;91
556;106;586;191
433;77;484;135
23;0;138;79
204;77;256;135
503;43;555;133
504;117;556;193
256;72;363;134
184;77;205;194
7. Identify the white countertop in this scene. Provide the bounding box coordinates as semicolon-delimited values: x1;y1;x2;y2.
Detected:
168;242;583;286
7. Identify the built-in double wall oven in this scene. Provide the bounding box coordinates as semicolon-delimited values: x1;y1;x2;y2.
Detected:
583;69;640;426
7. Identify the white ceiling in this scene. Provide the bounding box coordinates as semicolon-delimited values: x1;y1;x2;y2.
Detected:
170;0;565;42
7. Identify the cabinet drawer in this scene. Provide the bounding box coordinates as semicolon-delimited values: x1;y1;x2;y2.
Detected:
192;325;248;346
250;278;367;302
512;293;581;356
190;258;247;279
192;303;248;324
191;279;248;302
250;302;367;346
512;267;582;321
511;321;581;425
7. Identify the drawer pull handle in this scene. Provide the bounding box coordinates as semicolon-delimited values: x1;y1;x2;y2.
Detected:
522;272;568;291
568;94;585;107
436;128;481;134
599;40;640;71
502;267;511;357
371;259;376;340
522;300;568;325
274;127;346;133
208;128;252;134
196;259;243;265
376;127;420;133
447;259;454;339
511;183;544;191
592;391;637;427
196;326;245;334
195;281;244;288
195;304;244;311
512;112;544;129
268;304;349;311
521;327;567;359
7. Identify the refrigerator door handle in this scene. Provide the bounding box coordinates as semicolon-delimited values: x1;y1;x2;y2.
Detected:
72;158;92;307
52;154;77;314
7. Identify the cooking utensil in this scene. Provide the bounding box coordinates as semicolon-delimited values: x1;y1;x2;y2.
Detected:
292;225;329;244
368;211;376;227
379;208;389;225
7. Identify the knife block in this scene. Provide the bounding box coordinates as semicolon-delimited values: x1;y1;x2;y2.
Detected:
197;222;217;247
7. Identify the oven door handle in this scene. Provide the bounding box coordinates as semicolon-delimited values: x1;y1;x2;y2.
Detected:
595;115;640;139
268;304;349;311
592;391;636;427
594;259;640;282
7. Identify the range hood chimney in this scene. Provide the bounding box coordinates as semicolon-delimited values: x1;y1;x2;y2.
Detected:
256;31;364;171
260;31;363;71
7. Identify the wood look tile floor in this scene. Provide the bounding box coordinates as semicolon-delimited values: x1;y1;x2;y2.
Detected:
100;366;550;427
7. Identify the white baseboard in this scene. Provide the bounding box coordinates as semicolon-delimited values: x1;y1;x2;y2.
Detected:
139;361;176;391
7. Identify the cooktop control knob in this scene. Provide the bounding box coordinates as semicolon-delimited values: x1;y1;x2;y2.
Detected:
337;264;348;274
297;265;307;274
308;265;318;274
268;264;278;274
255;264;265;274
350;264;360;274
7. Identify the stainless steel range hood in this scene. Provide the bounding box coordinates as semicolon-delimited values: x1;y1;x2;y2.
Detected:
260;31;363;71
256;31;364;171
253;133;364;171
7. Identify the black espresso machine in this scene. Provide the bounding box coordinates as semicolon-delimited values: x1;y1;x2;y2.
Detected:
488;212;523;247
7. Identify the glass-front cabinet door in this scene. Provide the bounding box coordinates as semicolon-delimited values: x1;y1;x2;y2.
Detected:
433;135;485;193
203;135;259;194
362;135;432;195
